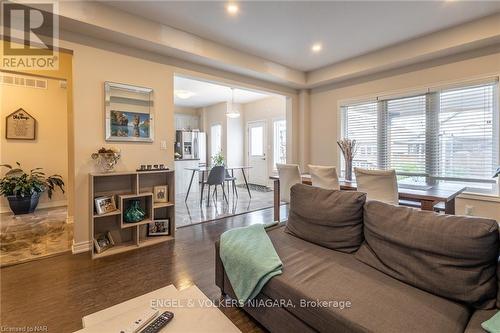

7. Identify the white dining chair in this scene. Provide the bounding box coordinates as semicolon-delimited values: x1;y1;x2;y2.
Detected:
276;164;301;203
308;165;340;190
354;168;398;205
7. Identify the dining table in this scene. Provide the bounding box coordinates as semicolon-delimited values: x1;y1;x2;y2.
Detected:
269;174;466;222
184;166;253;201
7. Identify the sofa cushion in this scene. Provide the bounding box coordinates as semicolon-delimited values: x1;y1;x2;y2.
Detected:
355;200;499;310
263;227;471;333
285;183;366;253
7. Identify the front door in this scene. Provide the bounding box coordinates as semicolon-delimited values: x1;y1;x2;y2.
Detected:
247;121;268;186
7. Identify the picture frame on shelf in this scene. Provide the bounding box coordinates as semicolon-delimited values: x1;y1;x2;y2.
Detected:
94;195;117;215
148;219;170;236
93;231;115;253
153;185;168;203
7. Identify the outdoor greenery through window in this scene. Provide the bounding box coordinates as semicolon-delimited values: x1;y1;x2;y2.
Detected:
341;80;499;187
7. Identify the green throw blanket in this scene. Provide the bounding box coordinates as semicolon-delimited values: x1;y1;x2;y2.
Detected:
483;311;500;333
220;223;283;303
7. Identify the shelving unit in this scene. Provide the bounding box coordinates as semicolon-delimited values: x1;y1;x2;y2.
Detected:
90;170;175;259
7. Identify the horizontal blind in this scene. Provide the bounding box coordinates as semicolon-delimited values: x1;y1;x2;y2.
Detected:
386;95;427;174
437;83;496;180
343;102;378;169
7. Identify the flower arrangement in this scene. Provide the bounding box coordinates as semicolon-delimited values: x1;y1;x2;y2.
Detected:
212;151;225;166
91;147;121;172
337;138;357;181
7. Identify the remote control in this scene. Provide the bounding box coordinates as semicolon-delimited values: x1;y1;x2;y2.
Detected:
139;311;174;333
119;308;159;333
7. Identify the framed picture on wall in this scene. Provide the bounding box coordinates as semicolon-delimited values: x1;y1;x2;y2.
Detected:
104;82;154;142
5;108;36;140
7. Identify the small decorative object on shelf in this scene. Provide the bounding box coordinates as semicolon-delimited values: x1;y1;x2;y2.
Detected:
337;138;357;181
148;219;170;236
124;199;146;223
137;164;168;172
93;231;115;254
154;185;168;203
91;147;121;172
0;162;65;215
94;195;117;215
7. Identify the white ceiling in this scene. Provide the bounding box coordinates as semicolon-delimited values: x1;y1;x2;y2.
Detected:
174;76;271;108
103;1;500;72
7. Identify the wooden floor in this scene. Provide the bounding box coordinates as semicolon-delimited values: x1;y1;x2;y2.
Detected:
0;206;288;333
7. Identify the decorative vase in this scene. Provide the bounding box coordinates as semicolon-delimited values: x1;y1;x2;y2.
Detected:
124;200;146;223
91;152;120;172
345;159;353;181
7;192;40;215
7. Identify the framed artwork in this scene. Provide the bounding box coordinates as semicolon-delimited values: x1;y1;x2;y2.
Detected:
93;231;115;253
153;185;168;203
104;82;154;142
148;219;170;236
5;108;36;140
94;195;117;215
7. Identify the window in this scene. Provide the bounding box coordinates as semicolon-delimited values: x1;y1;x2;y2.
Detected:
342;80;499;185
210;123;222;159
273;120;287;168
250;126;264;156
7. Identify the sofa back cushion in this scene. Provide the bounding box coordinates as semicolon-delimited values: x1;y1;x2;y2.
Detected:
285;183;366;253
355;200;499;309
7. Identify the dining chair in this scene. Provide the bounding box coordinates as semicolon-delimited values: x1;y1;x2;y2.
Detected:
277;164;301;203
308;164;340;190
200;166;228;206
354;167;398;205
224;170;238;199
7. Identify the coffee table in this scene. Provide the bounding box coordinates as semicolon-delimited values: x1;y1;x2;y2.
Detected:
75;284;240;332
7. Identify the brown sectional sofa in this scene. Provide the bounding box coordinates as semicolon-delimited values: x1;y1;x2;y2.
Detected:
215;184;500;333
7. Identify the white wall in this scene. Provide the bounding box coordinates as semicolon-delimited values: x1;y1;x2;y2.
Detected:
1;75;68;212
309;50;500;168
243;96;287;185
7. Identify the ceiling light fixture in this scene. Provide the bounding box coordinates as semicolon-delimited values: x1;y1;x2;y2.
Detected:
311;43;323;53
226;88;240;118
174;90;196;99
226;3;239;15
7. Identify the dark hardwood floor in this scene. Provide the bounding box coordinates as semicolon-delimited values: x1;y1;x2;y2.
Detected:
0;206;289;333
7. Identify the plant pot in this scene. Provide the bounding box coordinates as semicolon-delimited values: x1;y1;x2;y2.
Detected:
6;192;40;215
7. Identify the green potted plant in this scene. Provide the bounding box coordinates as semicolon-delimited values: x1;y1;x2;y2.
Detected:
0;162;65;215
212;151;225;166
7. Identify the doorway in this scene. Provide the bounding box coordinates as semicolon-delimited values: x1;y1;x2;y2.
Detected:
247;120;268;186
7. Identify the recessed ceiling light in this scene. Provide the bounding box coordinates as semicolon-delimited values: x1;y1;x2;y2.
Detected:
311;43;323;53
226;3;239;15
174;90;196;99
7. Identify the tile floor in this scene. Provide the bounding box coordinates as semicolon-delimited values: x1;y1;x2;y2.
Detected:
0;206;72;267
175;184;277;228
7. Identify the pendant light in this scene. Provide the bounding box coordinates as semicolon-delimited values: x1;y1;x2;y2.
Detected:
226;88;240;118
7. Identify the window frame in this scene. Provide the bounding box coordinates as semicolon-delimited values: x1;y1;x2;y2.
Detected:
339;77;500;185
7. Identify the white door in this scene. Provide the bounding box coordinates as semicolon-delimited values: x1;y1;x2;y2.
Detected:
248;121;267;186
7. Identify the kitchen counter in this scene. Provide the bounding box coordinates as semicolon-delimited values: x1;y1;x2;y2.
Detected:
174;159;200;195
175;158;200;161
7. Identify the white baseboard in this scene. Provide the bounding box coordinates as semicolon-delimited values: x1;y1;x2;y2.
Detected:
72;240;92;254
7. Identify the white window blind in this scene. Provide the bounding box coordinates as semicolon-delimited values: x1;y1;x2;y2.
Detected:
341;80;499;184
438;84;496;180
386;95;427;174
343;102;378;169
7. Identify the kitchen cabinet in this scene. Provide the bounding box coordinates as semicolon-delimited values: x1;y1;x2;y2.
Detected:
174;159;200;196
175;114;200;131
